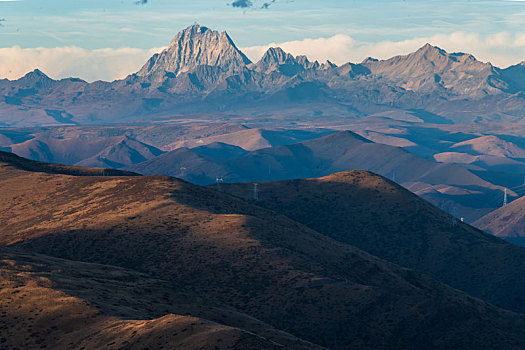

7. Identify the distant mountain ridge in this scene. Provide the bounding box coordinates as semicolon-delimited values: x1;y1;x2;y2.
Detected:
360;43;507;96
8;135;164;168
127;130;507;221
3;24;525;127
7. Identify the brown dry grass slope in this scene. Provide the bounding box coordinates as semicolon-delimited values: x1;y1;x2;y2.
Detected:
2;152;525;349
0;247;295;350
220;171;525;313
474;196;525;246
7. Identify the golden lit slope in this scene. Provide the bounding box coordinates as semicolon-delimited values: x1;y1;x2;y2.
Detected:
0;247;290;350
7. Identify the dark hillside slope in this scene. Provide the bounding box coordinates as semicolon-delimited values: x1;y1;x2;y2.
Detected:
221;171;525;313
0;150;138;176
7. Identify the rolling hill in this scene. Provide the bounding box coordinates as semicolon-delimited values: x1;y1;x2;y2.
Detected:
219;171;525;313
19;123;250;151
0;150;138;176
451;135;525;159
167;128;335;151
474;196;525;247
2;152;525;349
8;135;163;168
128;130;507;221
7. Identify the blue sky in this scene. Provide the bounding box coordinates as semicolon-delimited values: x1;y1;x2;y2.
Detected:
2;0;525;81
0;0;523;48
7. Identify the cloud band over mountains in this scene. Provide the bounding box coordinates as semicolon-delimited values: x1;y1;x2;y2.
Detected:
0;46;163;82
2;31;525;82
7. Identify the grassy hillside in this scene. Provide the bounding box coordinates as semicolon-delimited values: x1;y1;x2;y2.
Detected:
2;153;525;349
220;170;525;313
0;247;301;350
475;195;525;246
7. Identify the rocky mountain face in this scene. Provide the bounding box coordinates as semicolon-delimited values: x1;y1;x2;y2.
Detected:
3;24;525;127
255;47;319;75
136;24;251;85
360;44;507;96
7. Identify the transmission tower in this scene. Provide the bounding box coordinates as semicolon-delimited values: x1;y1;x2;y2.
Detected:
216;177;223;192
253;183;259;201
503;188;508;207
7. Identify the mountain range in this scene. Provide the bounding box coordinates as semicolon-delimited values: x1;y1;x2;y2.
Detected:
4;24;525;127
3;121;525;223
6;22;525;350
126;130;509;222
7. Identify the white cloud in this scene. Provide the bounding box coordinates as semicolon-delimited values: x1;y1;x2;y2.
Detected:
242;34;356;65
241;31;525;68
0;46;164;82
